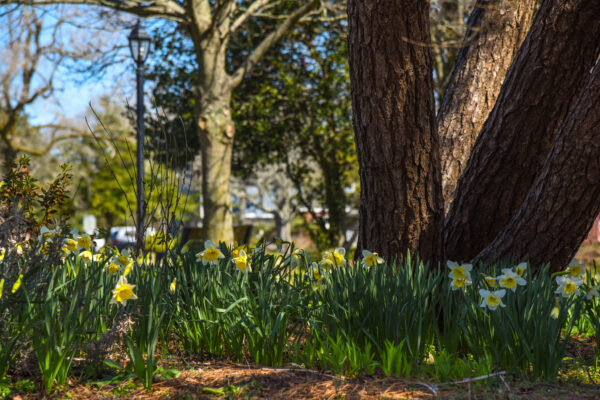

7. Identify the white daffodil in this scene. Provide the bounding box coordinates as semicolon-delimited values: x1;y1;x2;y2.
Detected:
447;261;472;280
196;240;225;265
498;268;526;291
451;277;472;291
514;262;527;277
585;285;600;300
479;289;506;311
361;250;384;268
550;306;560;319
566;259;586;278
555;276;584;298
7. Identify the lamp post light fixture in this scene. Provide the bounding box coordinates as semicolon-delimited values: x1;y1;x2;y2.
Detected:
128;19;151;253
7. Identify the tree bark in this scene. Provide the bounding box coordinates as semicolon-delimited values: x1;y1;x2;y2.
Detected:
194;33;236;244
438;0;536;211
445;0;600;263
475;64;600;271
347;0;443;266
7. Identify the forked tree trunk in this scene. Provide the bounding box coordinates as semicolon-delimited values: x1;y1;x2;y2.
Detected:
347;0;443;266
475;65;600;271
445;0;600;263
438;0;536;211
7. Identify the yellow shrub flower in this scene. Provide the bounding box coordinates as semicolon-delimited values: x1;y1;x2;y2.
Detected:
555;276;583;298
361;250;384;268
196;240;224;265
77;236;92;249
514;262;527;276
107;263;120;274
11;274;23;293
233;250;248;271
111;276;137;305
79;250;92;262
479;289;506;310
170;278;177;293
498;269;526;291
550;306;560;319
321;248;345;268
447;261;472;280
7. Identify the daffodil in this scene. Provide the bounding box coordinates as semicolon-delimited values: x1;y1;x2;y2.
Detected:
15;243;23;255
321;248;345;268
586;285;600;300
117;254;134;268
79;250;92;262
447;261;472;280
0;278;4;299
65;238;78;253
232;244;247;259
451;277;472;290
514;262;527;276
233;249;248;271
479;289;506;310
498;268;526;291
362;250;384;268
554;276;584;298
77;235;92;249
11;274;23;293
196;240;224;265
0;248;6;261
110;276;138;305
483;275;496;287
550;306;560;319
170;278;177;293
566;259;586;278
107;263;120;274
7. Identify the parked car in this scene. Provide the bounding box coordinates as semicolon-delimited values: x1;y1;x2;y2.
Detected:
110;226;137;251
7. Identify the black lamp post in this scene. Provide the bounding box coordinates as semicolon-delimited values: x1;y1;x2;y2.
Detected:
128;20;151;253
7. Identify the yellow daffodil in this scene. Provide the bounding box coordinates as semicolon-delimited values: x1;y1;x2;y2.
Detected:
61;246;70;256
110;276;138;305
11;274;23;293
451;277;472;290
233;249;248;271
479;289;506;310
555;276;583;297
362;250;384;268
0;278;4;299
566;259;585;278
232;244;247;259
447;261;472;280
170;278;177;293
550;306;560;319
0;248;5;261
196;240;224;265
15;243;23;255
498;268;526;291
515;262;527;276
79;250;92;262
117;255;134;268
65;239;78;252
321;248;345;268
77;235;92;249
107;263;120;274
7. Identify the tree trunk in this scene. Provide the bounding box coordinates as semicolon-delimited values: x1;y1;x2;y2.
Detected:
193;31;236;244
274;213;292;243
439;0;536;211
445;0;600;263
475;64;600;271
347;0;443;266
